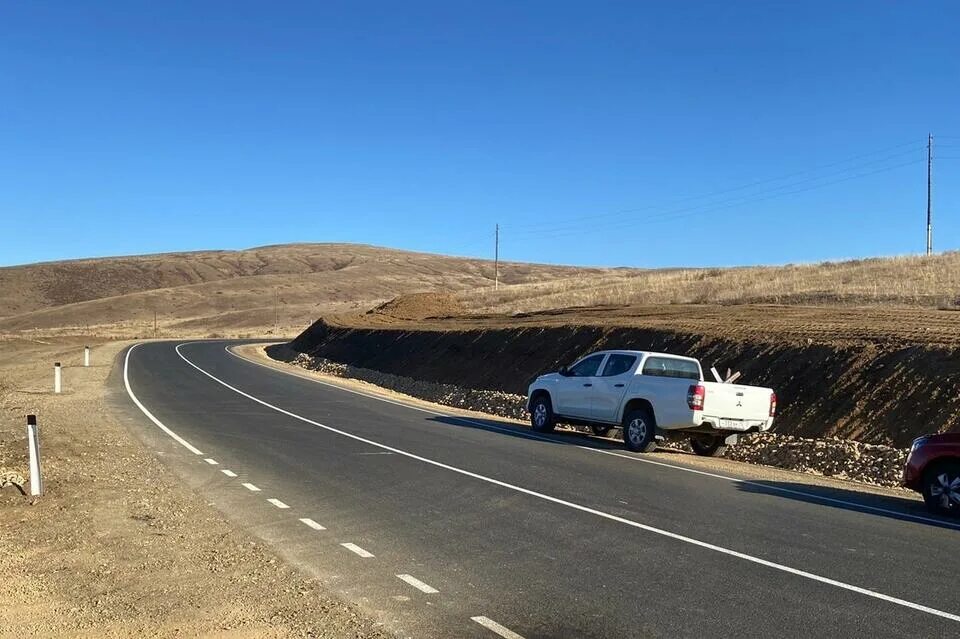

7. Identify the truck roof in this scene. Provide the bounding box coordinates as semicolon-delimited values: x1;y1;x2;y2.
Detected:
593;350;700;364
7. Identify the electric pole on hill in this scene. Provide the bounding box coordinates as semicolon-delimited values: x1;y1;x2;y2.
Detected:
494;223;499;290
926;133;933;256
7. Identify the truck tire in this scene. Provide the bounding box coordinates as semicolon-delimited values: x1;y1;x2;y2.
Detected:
922;460;960;516
530;394;556;433
622;408;656;453
690;434;727;457
590;425;612;437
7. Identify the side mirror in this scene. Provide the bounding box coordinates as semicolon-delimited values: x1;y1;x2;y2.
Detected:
558;366;570;377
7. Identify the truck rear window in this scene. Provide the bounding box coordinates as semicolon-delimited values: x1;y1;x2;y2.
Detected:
641;357;700;380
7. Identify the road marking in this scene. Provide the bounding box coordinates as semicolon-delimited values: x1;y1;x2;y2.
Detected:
267;498;289;509
299;518;326;531
471;616;524;639
242;482;261;492
123;344;203;455
221;469;238;477
225;345;960;532
177;342;960;623
204;458;219;465
396;574;439;594
340;543;374;558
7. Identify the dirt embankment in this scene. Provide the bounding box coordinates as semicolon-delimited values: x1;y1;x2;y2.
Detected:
290;314;960;448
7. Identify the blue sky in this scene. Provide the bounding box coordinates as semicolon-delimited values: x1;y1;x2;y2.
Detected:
2;1;958;268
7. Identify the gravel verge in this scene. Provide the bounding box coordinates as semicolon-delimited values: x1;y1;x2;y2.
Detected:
0;337;389;639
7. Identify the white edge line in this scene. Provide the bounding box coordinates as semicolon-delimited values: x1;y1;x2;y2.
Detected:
225;344;960;532
123;344;203;455
471;616;525;639
340;542;374;558
267;498;289;509
176;342;960;623
299;518;326;531
221;469;237;477
397;573;439;594
241;482;261;492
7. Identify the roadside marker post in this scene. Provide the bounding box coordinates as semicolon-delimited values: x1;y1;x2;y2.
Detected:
54;362;62;393
27;415;43;496
84;346;90;367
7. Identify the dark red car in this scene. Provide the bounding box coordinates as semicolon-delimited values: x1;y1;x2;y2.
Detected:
903;433;960;515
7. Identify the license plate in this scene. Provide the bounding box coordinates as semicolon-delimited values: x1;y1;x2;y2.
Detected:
719;418;750;431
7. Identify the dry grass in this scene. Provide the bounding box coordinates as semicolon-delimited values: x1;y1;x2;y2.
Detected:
462;252;960;313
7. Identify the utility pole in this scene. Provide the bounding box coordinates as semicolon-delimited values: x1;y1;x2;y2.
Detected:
926;133;933;256
494;223;499;290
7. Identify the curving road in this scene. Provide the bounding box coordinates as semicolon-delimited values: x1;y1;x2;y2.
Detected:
117;340;960;639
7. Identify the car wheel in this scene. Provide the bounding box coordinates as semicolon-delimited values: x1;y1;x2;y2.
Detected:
922;460;960;516
590;425;612;437
690;434;727;457
622;408;656;453
530;395;556;433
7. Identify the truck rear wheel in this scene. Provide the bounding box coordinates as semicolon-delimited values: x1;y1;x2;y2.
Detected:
922;460;960;516
623;408;656;453
530;395;556;433
690;434;727;457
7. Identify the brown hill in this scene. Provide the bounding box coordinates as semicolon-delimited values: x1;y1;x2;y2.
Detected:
0;244;612;336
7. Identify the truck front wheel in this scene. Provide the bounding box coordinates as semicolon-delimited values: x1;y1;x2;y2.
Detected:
530;395;556;433
690;434;727;457
623;408;656;453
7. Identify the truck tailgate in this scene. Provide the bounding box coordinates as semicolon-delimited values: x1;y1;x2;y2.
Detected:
701;382;772;425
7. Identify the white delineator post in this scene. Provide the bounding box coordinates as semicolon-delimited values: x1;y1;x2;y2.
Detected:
27;415;43;496
54;362;62;393
84;346;90;367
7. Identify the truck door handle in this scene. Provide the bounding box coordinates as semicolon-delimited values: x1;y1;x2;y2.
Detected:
583;383;593;387
614;383;625;388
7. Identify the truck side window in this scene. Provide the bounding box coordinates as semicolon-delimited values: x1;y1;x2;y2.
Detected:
642;357;700;380
600;354;636;377
568;354;605;377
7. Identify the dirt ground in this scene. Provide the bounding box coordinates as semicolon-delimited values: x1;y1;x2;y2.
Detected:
335;300;960;349
0;335;389;639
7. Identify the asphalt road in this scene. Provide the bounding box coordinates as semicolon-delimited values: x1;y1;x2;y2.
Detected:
119;340;960;639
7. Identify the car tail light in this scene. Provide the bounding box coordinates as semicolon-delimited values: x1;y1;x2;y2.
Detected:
769;392;777;417
687;384;705;411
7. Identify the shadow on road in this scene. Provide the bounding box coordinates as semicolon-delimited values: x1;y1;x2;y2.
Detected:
736;480;959;531
428;414;960;532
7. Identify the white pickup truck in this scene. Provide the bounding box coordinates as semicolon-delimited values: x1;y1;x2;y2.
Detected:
526;350;776;456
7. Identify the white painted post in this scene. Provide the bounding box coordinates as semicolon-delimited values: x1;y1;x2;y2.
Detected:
27;415;42;496
54;362;62;393
84;346;90;367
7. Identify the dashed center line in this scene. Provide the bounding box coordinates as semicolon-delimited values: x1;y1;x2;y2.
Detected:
241;482;261;492
221;469;237;477
267;498;290;509
340;542;375;558
471;616;525;639
397;574;439;594
299;518;326;531
204;458;219;465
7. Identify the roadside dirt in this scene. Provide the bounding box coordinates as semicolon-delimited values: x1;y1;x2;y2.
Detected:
0;336;389;639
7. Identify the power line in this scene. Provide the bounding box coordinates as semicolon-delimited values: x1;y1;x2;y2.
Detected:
503;139;926;233
522;158;925;242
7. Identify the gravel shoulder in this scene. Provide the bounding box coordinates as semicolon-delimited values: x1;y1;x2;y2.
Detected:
0;336;390;639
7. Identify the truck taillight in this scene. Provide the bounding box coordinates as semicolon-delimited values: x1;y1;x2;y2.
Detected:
769;392;777;417
687;384;705;411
